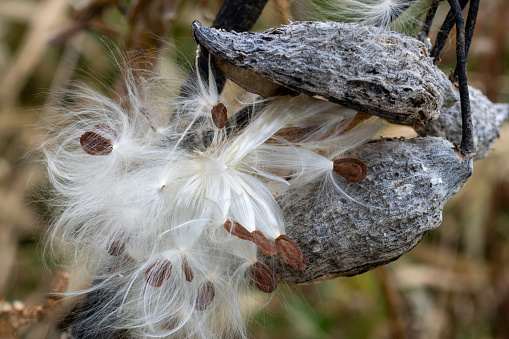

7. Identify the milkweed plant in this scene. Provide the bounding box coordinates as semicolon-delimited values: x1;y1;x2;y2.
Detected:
41;0;458;337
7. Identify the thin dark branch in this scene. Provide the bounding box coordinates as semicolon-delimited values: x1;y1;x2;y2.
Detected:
430;0;469;62
419;0;442;41
212;0;269;31
453;0;480;80
447;0;475;155
464;0;480;56
187;0;269;98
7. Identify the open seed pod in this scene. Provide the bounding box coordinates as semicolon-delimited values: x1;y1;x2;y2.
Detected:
415;86;509;159
192;20;457;125
266;137;472;284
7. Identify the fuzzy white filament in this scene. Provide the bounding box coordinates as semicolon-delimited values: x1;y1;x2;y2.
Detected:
303;0;428;31
42;54;384;338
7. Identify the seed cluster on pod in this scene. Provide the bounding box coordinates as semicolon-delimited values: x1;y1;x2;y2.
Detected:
43;48;384;337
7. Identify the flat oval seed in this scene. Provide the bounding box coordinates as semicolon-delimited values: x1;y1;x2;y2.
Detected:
251;230;277;256
106;235;125;256
223;220;253;241
195;281;215;311
145;259;172;287
332;158;367;183
181;256;194;282
108;255;136;274
80;124;117;156
161;316;180;331
275;234;307;271
251;261;278;293
211;102;228;128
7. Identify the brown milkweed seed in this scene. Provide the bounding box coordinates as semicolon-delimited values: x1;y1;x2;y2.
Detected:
211;102;228;128
145;259;172;287
275;234;307;271
181;256;194;282
251;230;277;256
107;255;136;274
332;158;367;183
161;315;180;330
195;281;215;311
223;220;253;241
80;124;117;155
106;235;125;256
251;261;278;293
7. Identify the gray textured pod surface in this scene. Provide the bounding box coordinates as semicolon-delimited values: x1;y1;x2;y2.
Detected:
415;86;509;159
192;20;457;125
267;137;472;284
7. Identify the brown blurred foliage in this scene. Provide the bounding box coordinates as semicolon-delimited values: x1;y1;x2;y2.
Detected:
0;0;508;338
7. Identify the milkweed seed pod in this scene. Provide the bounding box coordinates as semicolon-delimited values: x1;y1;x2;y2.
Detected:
271;137;473;284
43;9;501;338
415;86;509;159
191;20;457;125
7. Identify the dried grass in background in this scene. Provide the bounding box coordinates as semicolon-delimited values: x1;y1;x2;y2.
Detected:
0;0;508;338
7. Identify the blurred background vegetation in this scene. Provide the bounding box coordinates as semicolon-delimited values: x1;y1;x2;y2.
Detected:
0;0;508;338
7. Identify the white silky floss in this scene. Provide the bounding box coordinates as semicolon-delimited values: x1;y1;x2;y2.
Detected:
42;53;384;338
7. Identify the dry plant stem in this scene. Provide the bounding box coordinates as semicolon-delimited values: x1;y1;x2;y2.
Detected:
113;0;182;96
447;0;475;156
377;266;407;339
453;0;480;81
419;0;442;41
267;137;472;284
185;0;269;98
430;0;468;62
49;0;118;45
464;0;480;63
212;0;269;32
0;272;69;337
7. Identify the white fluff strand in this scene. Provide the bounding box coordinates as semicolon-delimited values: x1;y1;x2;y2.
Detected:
42;53;383;338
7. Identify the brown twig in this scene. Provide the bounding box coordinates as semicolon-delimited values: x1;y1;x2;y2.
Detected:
377;266;408;339
0;272;69;338
49;0;117;45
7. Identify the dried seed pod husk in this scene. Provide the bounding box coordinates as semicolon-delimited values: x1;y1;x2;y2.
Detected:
251;230;277;256
211;102;228;128
145;259;172;287
274;235;306;271
80;124;117;155
415;86;509;159
195;281;215;311
223;219;253;241
333;158;367;183
181;256;194;282
192;21;456;125
269;137;472;284
251;261;278;293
